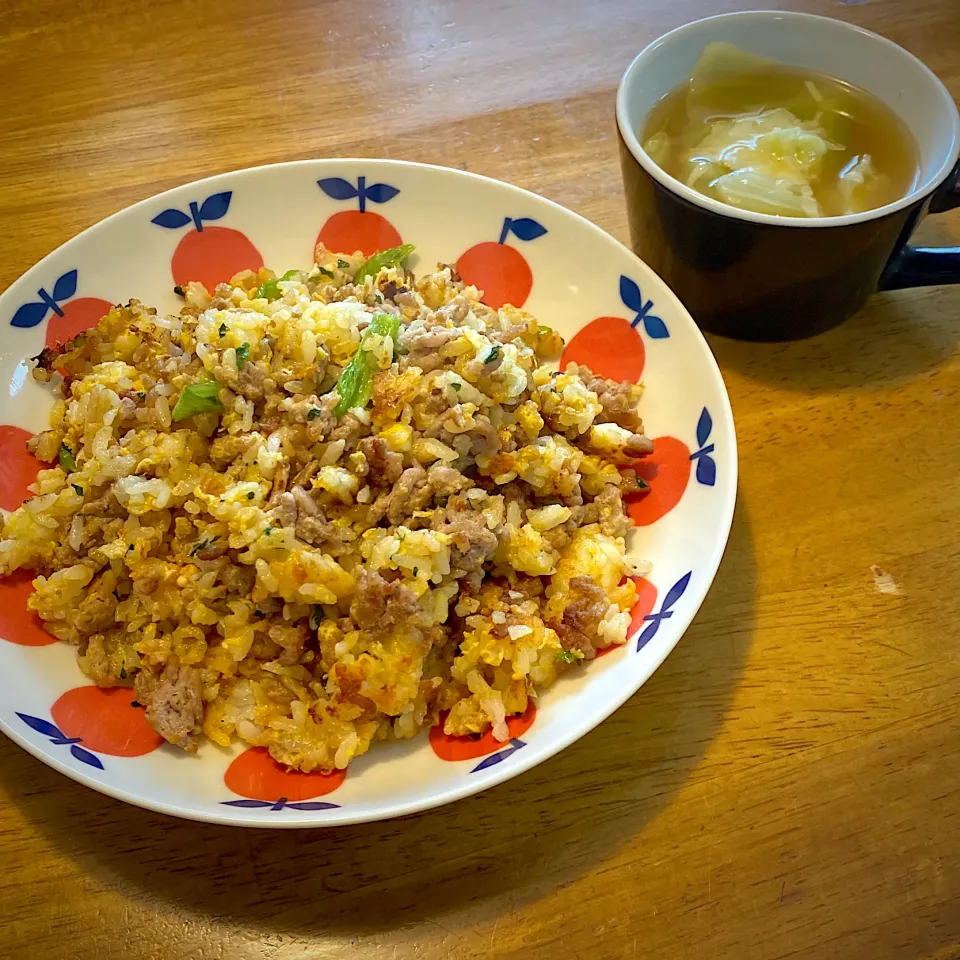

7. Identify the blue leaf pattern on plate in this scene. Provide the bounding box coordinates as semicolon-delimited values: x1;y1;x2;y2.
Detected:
365;182;400;204
16;712;63;738
619;274;669;338
637;572;693;652
696;455;717;486
151;208;192;229
198;192;232;222
642;314;669;339
11;301;49;329
52;269;78;302
696;408;713;448
508;217;547;241
317;177;359;200
70;744;104;770
471;738;526;773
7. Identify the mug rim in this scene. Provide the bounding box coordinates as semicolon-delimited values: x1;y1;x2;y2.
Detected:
616;9;960;229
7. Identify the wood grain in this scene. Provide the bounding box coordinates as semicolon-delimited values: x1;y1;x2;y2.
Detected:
1;1;959;958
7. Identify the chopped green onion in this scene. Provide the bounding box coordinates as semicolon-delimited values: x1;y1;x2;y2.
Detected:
307;407;323;421
172;380;223;421
354;244;415;283
119;667;127;679
451;382;462;392
556;650;580;664
309;605;324;630
189;537;212;558
337;258;350;269
59;444;77;472
484;345;501;364
235;343;250;369
316;266;335;279
264;526;274;536
412;567;419;577
218;322;227;337
256;269;301;302
71;483;83;496
333;312;402;417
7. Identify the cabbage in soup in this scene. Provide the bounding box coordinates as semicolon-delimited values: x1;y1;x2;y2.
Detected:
641;43;920;218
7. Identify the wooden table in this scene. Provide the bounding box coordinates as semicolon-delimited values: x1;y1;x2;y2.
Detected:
2;1;959;957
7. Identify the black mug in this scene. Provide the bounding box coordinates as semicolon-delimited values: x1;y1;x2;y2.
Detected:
616;11;960;341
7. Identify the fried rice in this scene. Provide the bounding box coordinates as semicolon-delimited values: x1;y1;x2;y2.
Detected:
0;245;654;773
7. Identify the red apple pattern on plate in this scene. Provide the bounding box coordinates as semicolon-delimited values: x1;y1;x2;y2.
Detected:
0;425;42;512
456;216;547;310
9;269;113;346
17;685;162;769
316;176;403;257
0;568;56;647
626;408;717;526
151;191;263;291
561;274;670;383
222;747;344;810
430;702;537;772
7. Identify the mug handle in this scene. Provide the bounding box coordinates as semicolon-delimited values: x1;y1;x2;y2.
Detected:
880;160;960;291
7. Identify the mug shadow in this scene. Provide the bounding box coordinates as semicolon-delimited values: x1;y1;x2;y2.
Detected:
707;285;959;393
0;503;756;937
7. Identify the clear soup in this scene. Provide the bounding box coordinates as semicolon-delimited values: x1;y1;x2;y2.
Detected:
641;43;920;219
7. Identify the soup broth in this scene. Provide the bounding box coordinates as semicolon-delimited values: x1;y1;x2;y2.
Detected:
641;43;920;218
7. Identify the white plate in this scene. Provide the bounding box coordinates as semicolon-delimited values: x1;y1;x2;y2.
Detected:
0;160;736;826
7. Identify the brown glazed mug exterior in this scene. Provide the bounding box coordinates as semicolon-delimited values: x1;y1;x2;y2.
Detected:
616;12;960;342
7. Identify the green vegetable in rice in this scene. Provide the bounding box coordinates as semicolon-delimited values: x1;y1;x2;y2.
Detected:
71;484;83;496
256;269;301;302
556;650;580;664
235;343;250;369
337;258;350;269
354;244;415;283
334;312;401;417
172;380;223;421
58;444;77;472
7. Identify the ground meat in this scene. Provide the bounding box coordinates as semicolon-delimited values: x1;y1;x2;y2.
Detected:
74;571;118;634
268;621;310;664
575;366;644;433
78;633;121;685
350;570;424;633
436;295;470;325
400;324;462;355
553;575;609;660
295;514;336;546
386;465;431;525
269;491;298;528
358;437;404;485
400;325;463;373
594;484;630;538
236;362;267;401
80;490;124;517
329;412;367;444
622;432;654;458
491;323;528;344
439;517;498;573
291;485;318;516
427;463;469;498
136;659;204;752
